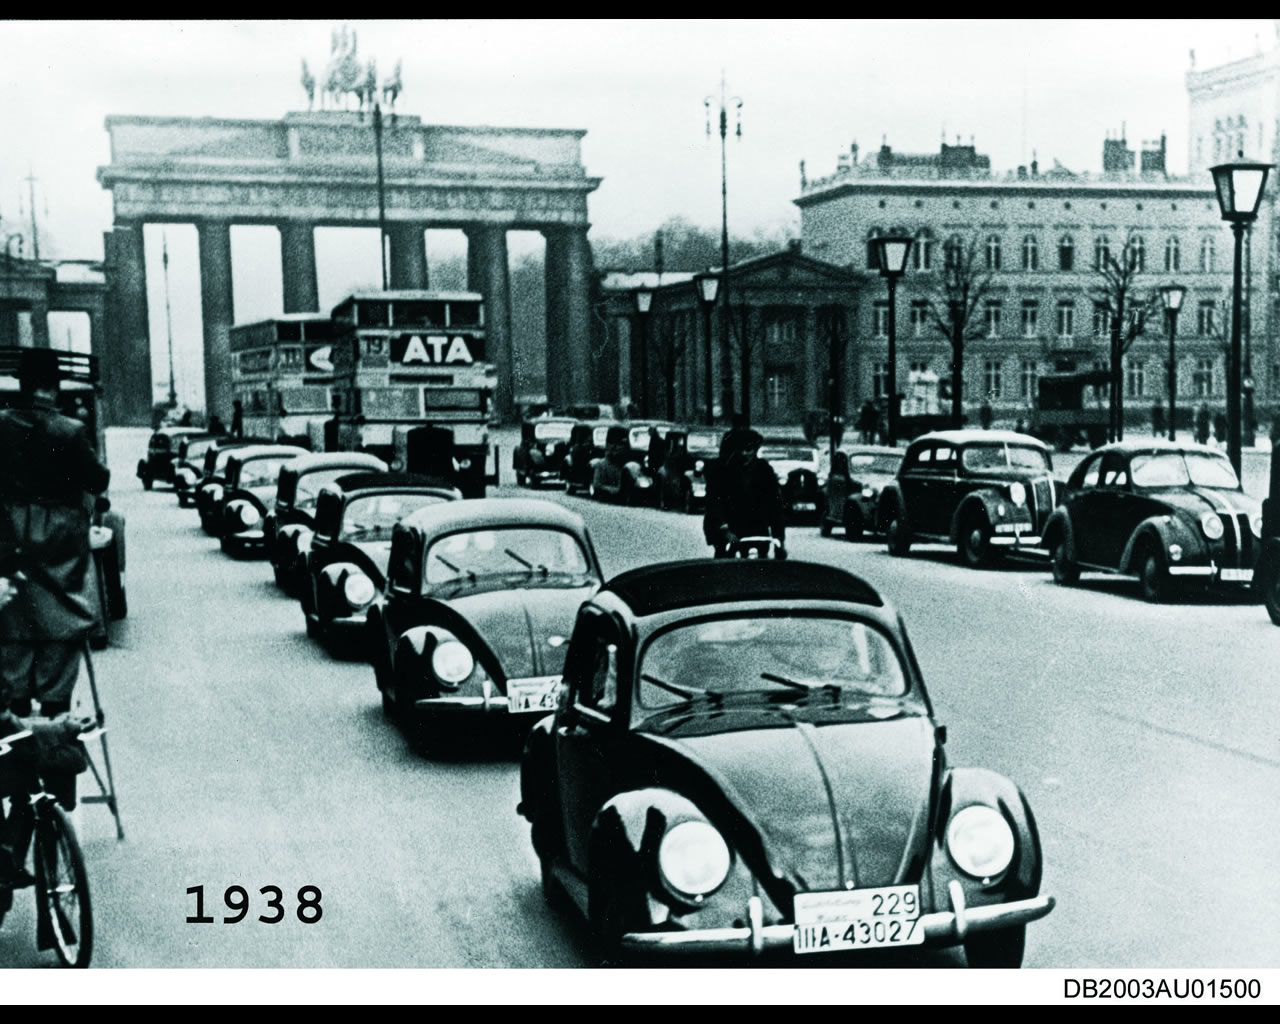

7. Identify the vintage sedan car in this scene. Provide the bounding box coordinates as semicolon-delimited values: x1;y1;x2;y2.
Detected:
136;427;212;491
513;416;578;488
563;421;614;496
1042;440;1263;603
192;437;275;526
300;472;461;652
369;499;603;750
878;430;1061;567
1255;442;1280;625
519;559;1053;965
264;451;388;592
215;444;309;554
656;428;722;514
820;445;904;541
590;421;674;505
760;438;824;522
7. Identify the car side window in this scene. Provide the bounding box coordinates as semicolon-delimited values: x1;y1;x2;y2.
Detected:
916;448;933;465
565;616;619;720
934;446;955;467
584;641;619;713
1099;455;1128;488
1078;455;1102;489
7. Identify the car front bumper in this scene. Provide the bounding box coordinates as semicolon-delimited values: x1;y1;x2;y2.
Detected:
1168;563;1254;583
620;881;1055;957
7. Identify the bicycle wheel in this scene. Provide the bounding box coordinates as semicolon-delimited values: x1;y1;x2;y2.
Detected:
35;803;93;968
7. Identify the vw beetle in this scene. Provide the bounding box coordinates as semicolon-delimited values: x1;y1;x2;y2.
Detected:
519;560;1053;965
215;444;309;555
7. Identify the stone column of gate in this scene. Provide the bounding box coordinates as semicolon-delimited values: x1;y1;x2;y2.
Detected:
388;223;428;290
279;221;319;313
197;220;235;426
465;225;514;422
103;223;153;426
544;227;593;409
29;296;50;349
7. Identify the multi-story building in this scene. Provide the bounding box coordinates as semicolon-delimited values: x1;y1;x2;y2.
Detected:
795;135;1250;432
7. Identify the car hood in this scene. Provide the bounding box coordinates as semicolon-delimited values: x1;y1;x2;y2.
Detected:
439;584;596;680
637;708;936;892
1144;486;1261;520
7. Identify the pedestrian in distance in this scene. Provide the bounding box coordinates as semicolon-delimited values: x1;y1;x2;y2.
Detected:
231;398;245;439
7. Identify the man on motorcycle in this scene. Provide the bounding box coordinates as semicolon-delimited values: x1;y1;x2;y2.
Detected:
703;429;787;559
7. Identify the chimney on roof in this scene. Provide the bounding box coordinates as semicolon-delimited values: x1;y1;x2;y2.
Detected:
851;140;859;165
799;159;807;188
1031;150;1039;176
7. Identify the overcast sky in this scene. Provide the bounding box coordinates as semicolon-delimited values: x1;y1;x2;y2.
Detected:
1;19;1275;407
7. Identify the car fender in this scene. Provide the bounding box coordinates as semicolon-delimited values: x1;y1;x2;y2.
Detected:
518;715;558;825
931;766;1041;910
949;490;1017;543
877;483;906;529
318;556;382;620
392;623;459;694
1118;515;1201;575
1041;507;1073;556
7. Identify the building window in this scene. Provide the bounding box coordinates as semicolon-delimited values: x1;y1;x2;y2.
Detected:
1022;235;1039;271
1130;235;1146;272
1058;235;1074;271
866;228;882;270
1193;357;1215;397
1056;300;1075;339
910;300;929;338
1094;235;1110;271
1164;237;1181;273
1200;236;1216;273
944;234;963;269
1197;300;1216;337
912;233;934;271
1021;300;1039;338
985;234;1002;271
984;360;1003;397
1093;302;1111;338
1125;360;1146;398
872;361;889;399
984;300;1002;338
1019;360;1038;399
766;373;790;415
873;301;889;338
765;317;798;349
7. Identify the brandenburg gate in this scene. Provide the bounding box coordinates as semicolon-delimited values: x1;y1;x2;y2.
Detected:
97;111;601;425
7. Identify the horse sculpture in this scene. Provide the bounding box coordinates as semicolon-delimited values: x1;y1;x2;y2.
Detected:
305;26;401;113
300;59;316;111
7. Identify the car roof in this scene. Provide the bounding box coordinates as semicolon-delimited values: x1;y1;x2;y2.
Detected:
284;452;388;475
913;430;1048;448
329;470;457;494
1083;439;1233;457
840;444;903;457
602;559;884;617
227;444;309;462
398;497;589;535
526;416;580;426
154;427;211;438
759;437;818;448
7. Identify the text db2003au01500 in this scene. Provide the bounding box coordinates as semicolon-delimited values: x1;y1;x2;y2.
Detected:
1064;978;1262;1000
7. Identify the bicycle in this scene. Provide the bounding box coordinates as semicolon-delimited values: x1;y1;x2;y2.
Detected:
0;717;96;968
725;534;787;560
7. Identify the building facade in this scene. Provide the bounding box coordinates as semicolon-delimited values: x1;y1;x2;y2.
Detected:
795;137;1256;432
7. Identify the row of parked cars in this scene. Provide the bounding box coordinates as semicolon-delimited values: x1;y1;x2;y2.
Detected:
134;422;1059;966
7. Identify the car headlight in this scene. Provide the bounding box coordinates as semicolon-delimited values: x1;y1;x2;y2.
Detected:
657;820;732;901
995;503;1006;517
544;442;555;456
947;805;1015;880
694;459;705;473
342;572;376;609
238;503;262;528
456;457;472;471
1200;512;1224;540
1250;513;1263;538
1009;482;1026;506
1168;543;1184;563
432;639;474;686
636;477;652;487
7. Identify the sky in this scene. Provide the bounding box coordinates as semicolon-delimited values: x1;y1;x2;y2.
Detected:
0;18;1275;409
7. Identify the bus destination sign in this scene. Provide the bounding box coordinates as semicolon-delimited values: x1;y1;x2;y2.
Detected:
390;333;484;367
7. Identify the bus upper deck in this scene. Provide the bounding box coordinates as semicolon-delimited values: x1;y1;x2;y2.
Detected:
229;314;335;439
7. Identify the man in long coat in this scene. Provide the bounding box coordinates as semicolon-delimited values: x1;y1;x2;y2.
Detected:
0;348;110;719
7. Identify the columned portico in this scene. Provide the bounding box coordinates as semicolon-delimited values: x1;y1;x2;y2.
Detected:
197;220;235;425
467;224;513;420
279;221;319;313
388;223;428;290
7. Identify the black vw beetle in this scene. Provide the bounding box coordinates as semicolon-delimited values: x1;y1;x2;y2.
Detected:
193;437;275;528
656;428;722;514
264;451;388;593
519;560;1053;965
369;499;603;752
299;472;461;652
137;427;212;491
215;444;309;554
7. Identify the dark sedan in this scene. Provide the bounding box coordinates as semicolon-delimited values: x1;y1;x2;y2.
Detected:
215;445;309;554
657;428;722;514
137;427;212;491
820;446;904;541
759;439;824;522
513;416;578;488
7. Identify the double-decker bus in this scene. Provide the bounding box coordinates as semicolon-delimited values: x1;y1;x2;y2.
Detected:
228;314;334;445
329;290;496;497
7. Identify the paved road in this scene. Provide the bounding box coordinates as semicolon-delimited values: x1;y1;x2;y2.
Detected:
1;429;1274;971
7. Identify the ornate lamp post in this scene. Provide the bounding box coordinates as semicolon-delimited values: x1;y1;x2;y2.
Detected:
1210;153;1272;476
706;76;742;423
694;273;719;426
634;286;653;417
871;235;914;447
1159;284;1186;442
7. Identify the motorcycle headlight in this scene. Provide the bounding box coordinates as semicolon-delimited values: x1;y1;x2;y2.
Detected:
544;442;555;456
1200;512;1224;540
1009;482;1026;506
657;820;732;901
456;457;472;471
1250;513;1263;539
432;639;474;686
946;805;1015;880
694;459;705;473
342;572;376;609
636;477;652;488
238;503;262;528
861;485;876;499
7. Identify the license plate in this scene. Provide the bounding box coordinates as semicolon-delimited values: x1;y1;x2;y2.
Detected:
1220;568;1253;582
994;522;1017;534
794;502;816;511
505;676;561;714
793;885;924;954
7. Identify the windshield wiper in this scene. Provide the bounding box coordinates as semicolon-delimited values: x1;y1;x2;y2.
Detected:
761;673;844;704
504;548;548;576
641;673;722;705
434;554;476;583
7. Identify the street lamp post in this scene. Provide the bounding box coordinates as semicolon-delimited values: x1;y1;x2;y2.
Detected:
706;76;742;423
695;273;719;426
1159;284;1186;442
634;287;653;417
1210;153;1272;477
373;102;389;291
872;235;914;447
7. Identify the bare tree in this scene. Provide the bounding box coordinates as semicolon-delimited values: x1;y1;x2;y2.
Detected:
653;315;688;420
1090;234;1157;441
923;236;995;429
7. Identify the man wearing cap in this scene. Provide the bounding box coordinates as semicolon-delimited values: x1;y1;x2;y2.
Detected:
0;347;110;721
702;428;787;559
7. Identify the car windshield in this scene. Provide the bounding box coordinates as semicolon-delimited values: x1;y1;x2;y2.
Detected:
424;527;591;585
294;468;362;509
534;422;574;442
629;429;652;450
638;614;907;709
239;457;295;489
961;443;1050;473
1130;452;1240;489
185;438;217;462
847;453;903;475
687;432;720;454
760;446;818;464
340;493;452;543
592;427;611;447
